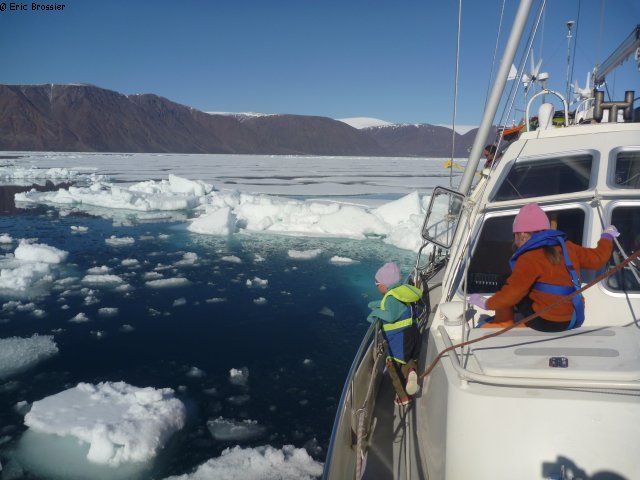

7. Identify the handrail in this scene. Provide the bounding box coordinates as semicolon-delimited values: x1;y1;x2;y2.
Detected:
525;89;569;131
438;326;640;391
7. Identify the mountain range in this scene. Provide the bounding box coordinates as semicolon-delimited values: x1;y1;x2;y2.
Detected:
0;84;484;157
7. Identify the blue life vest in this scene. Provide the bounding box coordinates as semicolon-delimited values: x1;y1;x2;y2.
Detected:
510;230;584;329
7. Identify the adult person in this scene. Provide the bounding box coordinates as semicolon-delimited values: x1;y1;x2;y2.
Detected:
468;203;617;332
367;262;422;406
483;144;498;168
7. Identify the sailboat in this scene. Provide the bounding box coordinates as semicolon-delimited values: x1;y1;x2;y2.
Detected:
324;1;640;478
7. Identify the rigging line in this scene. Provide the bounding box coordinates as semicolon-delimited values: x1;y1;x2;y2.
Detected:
496;0;546;133
484;0;506;111
569;0;582;98
420;247;640;380
449;0;463;188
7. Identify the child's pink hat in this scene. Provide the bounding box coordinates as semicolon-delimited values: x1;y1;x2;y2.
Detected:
513;203;550;233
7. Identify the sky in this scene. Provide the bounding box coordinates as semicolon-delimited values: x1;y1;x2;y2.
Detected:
1;0;638;126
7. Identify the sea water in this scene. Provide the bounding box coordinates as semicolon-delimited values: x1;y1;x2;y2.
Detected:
0;188;415;479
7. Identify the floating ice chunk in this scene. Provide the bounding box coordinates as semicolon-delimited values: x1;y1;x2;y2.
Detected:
205;297;227;303
23;381;186;466
0;334;58;379
229;367;249;387
98;307;118;317
319;307;335;317
221;255;242;264
175;252;198;267
188;207;235;235
120;324;134;332
87;265;112;274
246;277;268;287
253;297;267;305
105;236;135;246
70;225;89;233
186;367;205;378
329;256;356;264
70;312;89;323
173;297;187;307
206;417;266;442
84;295;99;305
145;278;190;288
287;249;322;260
15;241;68;264
0;234;13;244
253;254;265;262
164;444;323;480
82;274;125;286
0;261;54;291
143;271;164;280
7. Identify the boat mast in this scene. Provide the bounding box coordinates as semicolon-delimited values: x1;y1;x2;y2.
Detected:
458;0;534;196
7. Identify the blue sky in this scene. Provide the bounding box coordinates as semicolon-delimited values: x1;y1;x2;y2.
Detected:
1;0;638;125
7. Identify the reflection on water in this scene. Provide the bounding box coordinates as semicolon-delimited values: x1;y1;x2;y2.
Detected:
0;182;72;215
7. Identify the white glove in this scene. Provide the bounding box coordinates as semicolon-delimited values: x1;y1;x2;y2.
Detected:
468;293;487;309
603;225;620;238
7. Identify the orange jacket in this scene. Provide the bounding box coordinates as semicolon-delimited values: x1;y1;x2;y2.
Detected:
485;238;613;322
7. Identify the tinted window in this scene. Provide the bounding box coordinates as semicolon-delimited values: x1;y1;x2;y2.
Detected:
606;206;640;292
494;154;592;201
613;151;640;189
467;209;585;293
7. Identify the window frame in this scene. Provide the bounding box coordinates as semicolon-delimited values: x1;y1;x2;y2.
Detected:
457;202;592;296
607;147;640;190
490;149;600;202
601;199;640;296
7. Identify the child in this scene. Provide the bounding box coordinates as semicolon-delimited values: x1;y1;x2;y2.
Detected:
367;262;422;406
469;203;616;331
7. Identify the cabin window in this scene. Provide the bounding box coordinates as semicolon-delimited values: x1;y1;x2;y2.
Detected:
606;205;640;292
493;154;593;201
466;208;585;293
613;151;640;189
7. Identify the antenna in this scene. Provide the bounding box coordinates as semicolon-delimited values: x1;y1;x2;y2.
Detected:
565;20;575;105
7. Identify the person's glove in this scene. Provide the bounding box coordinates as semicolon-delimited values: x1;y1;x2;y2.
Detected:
602;225;620;240
468;293;487;309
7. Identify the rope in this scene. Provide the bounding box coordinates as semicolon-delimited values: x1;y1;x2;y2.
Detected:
484;0;506;111
354;337;386;480
420;248;640;380
449;0;462;188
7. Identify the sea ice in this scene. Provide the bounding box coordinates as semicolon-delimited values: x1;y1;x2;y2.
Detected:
23;381;187;466
229;367;249;387
145;277;191;288
0;334;58;379
163;444;323;480
206;417;266;442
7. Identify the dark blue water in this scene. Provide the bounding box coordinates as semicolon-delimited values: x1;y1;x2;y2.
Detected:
0;194;415;479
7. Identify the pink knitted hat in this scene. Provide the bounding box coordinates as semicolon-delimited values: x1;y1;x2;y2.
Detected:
375;262;401;286
513;203;550;233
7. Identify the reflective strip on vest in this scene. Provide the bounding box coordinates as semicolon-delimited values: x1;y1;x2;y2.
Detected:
381;317;414;332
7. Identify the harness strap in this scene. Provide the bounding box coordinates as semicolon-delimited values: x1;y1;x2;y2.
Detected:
530;236;585;329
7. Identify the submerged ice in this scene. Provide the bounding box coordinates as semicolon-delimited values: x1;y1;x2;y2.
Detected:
24;381;187;466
